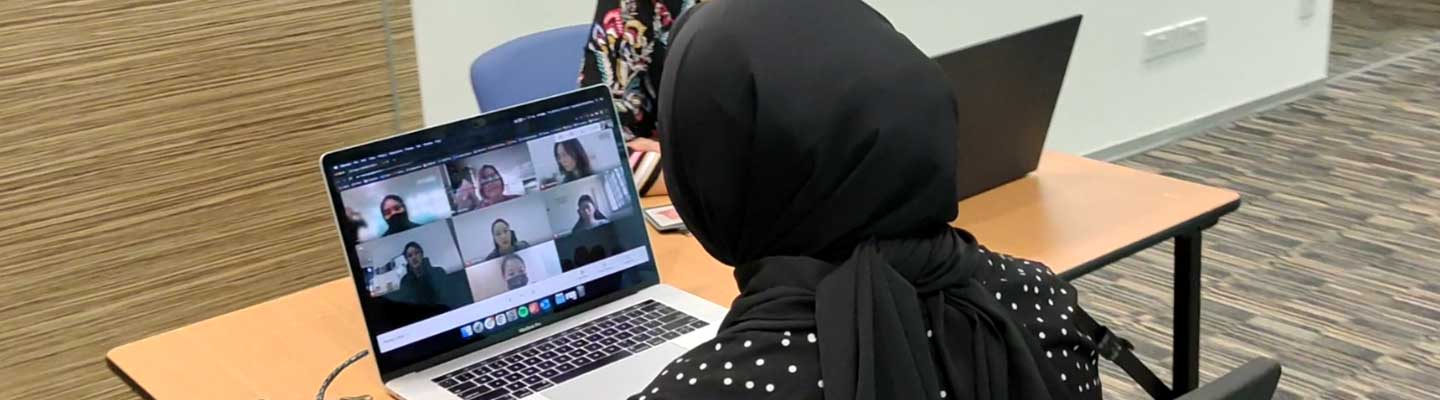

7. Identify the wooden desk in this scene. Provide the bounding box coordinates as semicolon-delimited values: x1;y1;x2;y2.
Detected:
107;151;1238;399
959;152;1240;394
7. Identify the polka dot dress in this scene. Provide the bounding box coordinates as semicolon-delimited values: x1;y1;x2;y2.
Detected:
627;330;826;399
626;247;1101;399
975;246;1103;399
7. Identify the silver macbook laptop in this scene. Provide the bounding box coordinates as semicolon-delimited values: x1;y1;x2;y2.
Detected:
321;85;726;400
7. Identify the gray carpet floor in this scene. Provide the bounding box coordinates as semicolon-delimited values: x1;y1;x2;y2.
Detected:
1330;0;1440;74
1079;1;1440;398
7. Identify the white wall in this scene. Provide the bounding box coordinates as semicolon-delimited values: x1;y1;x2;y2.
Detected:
409;1;594;127
407;0;1331;155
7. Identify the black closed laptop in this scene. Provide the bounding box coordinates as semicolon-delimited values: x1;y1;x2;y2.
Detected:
935;15;1082;200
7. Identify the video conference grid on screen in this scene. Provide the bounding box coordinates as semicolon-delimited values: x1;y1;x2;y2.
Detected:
336;118;644;354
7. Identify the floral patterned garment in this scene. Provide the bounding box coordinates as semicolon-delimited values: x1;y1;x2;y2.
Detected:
580;0;699;140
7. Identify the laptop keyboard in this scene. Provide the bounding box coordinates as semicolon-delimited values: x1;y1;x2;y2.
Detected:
433;300;708;400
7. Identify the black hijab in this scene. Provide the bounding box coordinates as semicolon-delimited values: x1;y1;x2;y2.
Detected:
659;1;1067;399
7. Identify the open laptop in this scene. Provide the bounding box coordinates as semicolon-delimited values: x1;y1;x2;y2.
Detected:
936;15;1082;200
321;85;726;400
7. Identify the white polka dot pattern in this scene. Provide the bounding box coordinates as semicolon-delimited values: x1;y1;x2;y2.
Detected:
623;248;1101;400
973;246;1103;399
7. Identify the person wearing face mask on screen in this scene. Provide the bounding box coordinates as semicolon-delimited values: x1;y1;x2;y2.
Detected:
500;255;530;290
379;194;419;237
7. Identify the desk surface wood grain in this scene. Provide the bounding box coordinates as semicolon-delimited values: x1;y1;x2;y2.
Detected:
106;151;1239;399
955;151;1241;272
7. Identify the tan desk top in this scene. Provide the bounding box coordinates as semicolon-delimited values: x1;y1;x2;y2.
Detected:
956;151;1240;277
106;151;1239;399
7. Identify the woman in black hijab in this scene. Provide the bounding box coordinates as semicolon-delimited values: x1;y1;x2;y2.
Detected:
632;0;1104;399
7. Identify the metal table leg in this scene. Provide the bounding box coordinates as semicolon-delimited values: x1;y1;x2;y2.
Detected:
1174;231;1202;394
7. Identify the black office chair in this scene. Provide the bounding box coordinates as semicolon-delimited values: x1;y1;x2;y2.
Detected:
1176;358;1283;400
1083;312;1282;400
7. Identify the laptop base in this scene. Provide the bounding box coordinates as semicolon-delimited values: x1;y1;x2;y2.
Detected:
387;284;726;400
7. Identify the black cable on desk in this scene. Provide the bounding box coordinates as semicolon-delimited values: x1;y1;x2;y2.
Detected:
316;349;371;400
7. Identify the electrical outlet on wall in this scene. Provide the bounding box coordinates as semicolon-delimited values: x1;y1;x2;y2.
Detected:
1143;17;1208;61
1299;0;1318;19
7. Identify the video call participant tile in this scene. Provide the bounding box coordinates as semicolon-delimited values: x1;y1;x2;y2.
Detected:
444;143;537;213
355;221;473;332
553;219;649;273
339;166;452;243
463;240;564;302
543;173;635;237
528;124;623;189
450;194;553;267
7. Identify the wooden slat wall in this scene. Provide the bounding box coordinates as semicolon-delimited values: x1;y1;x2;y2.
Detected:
0;0;419;398
388;0;423;133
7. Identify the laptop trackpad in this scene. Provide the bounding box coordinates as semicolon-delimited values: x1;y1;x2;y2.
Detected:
541;344;685;400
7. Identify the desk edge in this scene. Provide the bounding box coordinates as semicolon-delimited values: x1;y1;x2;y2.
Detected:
1059;195;1241;281
103;278;357;398
105;357;156;400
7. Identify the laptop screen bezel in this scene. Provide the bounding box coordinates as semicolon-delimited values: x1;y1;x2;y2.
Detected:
319;85;661;380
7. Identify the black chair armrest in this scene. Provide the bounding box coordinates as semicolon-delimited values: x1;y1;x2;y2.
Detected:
1176;358;1282;400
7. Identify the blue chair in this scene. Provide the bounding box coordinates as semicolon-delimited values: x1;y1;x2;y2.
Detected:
470;25;591;112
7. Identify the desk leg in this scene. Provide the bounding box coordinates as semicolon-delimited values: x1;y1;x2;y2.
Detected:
1174;231;1202;394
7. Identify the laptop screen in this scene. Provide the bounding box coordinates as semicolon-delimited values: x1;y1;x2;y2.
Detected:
322;86;659;376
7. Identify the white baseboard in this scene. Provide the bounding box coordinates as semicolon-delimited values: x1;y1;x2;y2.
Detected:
1085;78;1326;162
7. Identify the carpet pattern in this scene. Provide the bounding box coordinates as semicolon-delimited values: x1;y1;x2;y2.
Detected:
1330;0;1440;74
1077;10;1440;399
